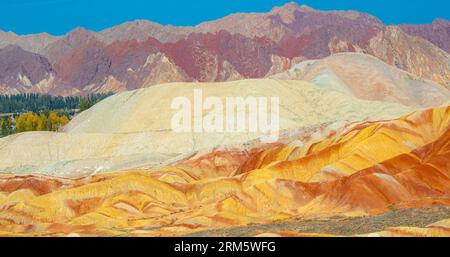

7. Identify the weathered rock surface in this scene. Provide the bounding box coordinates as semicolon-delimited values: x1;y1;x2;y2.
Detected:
400;19;450;53
1;2;449;94
0;45;55;94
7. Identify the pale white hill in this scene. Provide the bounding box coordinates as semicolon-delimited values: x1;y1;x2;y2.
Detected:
0;79;414;177
271;53;450;108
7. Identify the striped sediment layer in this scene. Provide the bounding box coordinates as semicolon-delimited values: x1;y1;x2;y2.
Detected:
0;106;448;236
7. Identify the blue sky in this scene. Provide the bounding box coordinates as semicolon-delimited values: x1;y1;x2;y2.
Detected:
1;0;449;35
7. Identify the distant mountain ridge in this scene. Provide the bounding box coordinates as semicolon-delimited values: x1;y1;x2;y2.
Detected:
400;19;450;53
0;2;449;95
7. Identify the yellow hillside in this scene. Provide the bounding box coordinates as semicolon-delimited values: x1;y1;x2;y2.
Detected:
0;106;448;236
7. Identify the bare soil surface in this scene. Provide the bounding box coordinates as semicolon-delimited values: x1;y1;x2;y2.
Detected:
184;206;450;237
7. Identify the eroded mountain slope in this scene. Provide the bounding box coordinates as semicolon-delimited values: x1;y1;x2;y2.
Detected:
0;106;448;236
1;3;449;94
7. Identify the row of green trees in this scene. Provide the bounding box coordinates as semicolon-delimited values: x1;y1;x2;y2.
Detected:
0;93;113;114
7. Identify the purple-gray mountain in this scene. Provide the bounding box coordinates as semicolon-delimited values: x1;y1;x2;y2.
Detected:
0;2;448;95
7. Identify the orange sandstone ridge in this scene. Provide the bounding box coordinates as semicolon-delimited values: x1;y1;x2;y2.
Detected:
0;106;448;237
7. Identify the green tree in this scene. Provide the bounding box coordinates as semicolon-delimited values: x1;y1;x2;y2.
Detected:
0;117;12;137
79;99;93;112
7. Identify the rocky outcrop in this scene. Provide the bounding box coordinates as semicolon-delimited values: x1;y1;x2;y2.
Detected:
400;18;450;53
0;45;55;94
367;26;450;88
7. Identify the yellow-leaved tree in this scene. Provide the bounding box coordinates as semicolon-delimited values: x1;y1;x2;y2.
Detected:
15;111;69;133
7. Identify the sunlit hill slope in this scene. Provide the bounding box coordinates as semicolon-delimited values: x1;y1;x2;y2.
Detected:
0;106;448;236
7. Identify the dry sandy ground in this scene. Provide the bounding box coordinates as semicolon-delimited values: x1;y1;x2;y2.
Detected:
184;206;450;237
